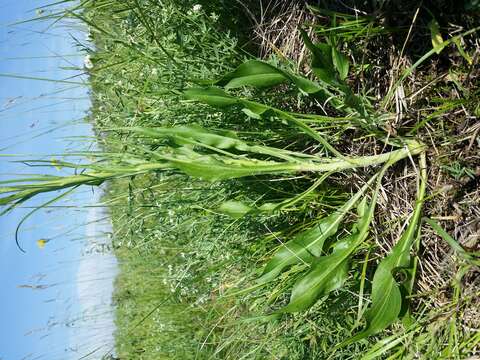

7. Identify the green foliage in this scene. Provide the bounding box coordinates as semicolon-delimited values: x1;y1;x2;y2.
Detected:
344;154;427;345
282;197;373;313
0;4;429;352
429;19;445;54
6;0;480;358
257;178;377;285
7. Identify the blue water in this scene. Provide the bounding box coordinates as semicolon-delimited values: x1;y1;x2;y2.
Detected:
0;1;117;359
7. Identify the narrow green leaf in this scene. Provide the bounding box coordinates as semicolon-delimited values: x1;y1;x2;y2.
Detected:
240;100;272;117
332;47;349;80
283;235;352;312
428;19;445;54
289;74;326;95
424;217;480;262
452;37;473;65
215;58;328;97
219;173;330;219
163;150;300;181
184;87;238;107
125;125;311;162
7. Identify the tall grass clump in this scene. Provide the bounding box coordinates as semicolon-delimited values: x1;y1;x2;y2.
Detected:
2;0;480;358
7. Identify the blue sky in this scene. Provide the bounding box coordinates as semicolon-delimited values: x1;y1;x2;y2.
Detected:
0;1;116;359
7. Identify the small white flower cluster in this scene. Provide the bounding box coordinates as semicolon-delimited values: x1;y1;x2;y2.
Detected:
83;54;94;70
188;4;202;15
194;294;208;305
85;30;93;42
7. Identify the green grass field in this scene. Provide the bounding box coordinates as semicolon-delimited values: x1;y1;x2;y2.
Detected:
2;0;480;358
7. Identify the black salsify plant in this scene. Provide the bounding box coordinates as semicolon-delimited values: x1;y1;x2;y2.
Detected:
0;30;427;344
181;29;428;344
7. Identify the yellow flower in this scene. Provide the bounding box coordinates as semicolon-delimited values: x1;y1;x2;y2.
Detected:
51;158;62;171
37;239;49;249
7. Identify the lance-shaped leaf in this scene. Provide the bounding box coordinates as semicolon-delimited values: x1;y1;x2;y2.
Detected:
332;46;350;81
342;154;427;346
183;87;342;156
281;167;386;313
257;175;378;284
218;172;330;219
299;29;337;85
212;59;327;96
216;60;288;89
299;29;372;118
154;138;424;182
161;148;305;181
125;125;318;162
218;200;254;219
281;200;366;312
184;87;238;107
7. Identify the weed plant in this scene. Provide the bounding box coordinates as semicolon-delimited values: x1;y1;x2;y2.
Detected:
1;0;480;359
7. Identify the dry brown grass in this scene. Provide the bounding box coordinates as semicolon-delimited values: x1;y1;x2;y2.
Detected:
236;0;316;63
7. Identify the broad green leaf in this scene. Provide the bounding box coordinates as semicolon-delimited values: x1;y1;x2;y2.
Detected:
132;125;248;150
257;176;377;284
215;59;327;96
299;29;337;85
257;240;316;284
289;74;326;95
156;140;424;183
428;19;445;54
281;234;352;312
218;200;253;218
345;249;407;344
183;87;341;155
216;60;287;89
184;87;238;107
240;100;272;117
332;47;349;80
299;29;372;118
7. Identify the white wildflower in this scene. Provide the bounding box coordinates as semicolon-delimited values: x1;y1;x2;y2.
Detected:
85;30;93;42
83;54;94;69
192;4;202;12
